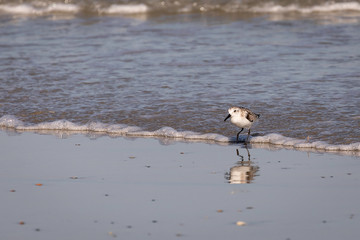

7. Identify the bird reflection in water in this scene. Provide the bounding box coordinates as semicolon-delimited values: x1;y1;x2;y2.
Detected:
225;146;259;184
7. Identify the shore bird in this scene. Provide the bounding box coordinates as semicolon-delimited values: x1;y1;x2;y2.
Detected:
224;106;260;142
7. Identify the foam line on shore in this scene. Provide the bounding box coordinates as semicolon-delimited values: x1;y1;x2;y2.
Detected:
1;2;360;16
0;3;79;15
250;2;360;14
0;115;359;152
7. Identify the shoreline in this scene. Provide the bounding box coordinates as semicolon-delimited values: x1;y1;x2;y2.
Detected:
1;130;359;240
1;125;359;157
1;114;359;155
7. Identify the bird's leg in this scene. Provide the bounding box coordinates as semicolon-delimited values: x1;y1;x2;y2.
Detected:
236;128;244;142
246;129;251;142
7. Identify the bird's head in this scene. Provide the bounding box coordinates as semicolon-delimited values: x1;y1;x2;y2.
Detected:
224;107;240;121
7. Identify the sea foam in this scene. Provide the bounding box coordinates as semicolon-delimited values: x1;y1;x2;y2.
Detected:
0;3;79;15
1;115;359;153
103;4;149;14
2;1;360;16
0;3;149;16
250;133;360;152
251;2;360;14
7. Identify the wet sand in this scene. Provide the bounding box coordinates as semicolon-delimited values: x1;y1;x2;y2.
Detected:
1;131;359;240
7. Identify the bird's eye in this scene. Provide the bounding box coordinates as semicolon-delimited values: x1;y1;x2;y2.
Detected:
234;110;236;112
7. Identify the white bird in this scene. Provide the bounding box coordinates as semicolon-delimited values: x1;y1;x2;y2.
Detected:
224;106;260;142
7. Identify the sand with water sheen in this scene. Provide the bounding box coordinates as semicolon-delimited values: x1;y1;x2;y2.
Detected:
1;131;359;240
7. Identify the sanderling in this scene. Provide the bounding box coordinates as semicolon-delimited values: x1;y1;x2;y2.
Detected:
224;106;260;142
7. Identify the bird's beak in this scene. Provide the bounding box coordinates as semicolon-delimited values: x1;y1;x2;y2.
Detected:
224;114;231;122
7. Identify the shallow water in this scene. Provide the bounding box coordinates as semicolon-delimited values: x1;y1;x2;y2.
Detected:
0;0;359;148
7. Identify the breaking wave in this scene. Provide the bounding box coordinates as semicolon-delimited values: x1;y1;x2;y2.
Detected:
0;1;360;16
1;115;359;154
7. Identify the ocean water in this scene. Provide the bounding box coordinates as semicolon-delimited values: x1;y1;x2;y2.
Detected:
0;0;359;152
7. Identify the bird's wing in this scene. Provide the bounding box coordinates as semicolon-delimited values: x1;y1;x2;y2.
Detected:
246;111;257;122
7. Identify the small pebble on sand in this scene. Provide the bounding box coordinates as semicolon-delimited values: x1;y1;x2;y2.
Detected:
236;221;246;226
108;232;117;238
